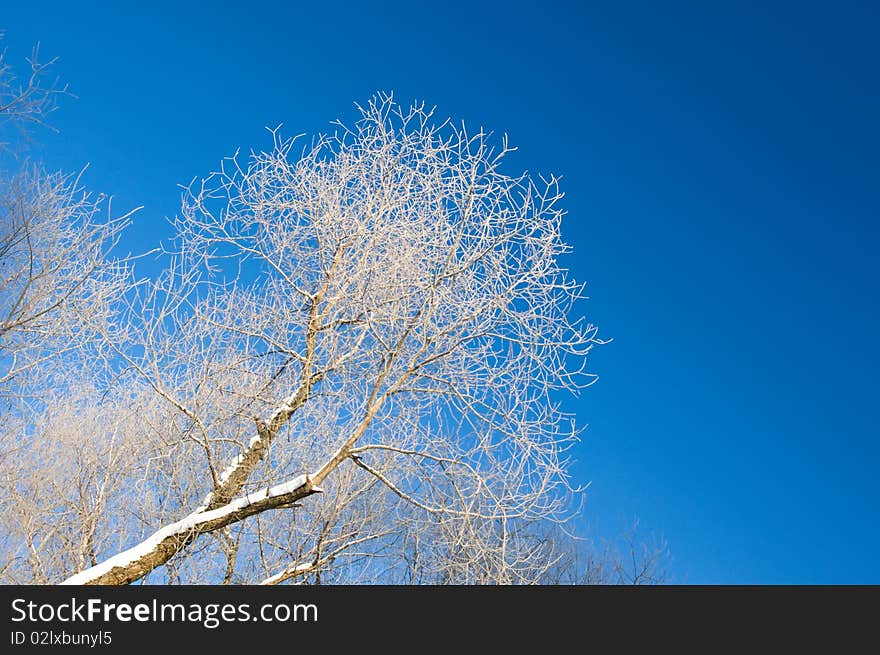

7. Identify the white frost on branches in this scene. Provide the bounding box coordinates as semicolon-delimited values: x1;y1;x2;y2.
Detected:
4;93;616;585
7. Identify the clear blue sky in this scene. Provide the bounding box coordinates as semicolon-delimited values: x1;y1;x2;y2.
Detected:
4;1;878;583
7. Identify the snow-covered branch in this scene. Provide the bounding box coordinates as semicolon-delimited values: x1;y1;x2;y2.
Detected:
61;475;322;586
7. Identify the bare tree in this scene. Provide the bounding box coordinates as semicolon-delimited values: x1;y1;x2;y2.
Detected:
0;36;132;394
0;33;69;149
1;86;644;585
539;521;670;585
0;169;135;390
0;38;141;583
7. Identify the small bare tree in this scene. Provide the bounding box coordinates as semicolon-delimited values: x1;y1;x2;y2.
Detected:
538;521;670;584
0;33;68;149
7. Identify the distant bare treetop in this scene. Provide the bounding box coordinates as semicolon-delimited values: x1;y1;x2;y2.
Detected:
0;34;69;149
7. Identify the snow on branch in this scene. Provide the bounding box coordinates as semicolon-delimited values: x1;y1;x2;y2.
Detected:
61;475;321;585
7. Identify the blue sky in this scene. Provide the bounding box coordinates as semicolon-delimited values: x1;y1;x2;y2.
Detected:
3;1;878;583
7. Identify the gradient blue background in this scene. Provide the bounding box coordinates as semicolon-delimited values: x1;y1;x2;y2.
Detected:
3;1;878;583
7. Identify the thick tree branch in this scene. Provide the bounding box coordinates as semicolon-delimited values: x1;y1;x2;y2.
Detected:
60;475;322;586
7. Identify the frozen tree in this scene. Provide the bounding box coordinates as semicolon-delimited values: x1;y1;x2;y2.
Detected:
0;169;134;391
0;34;69;149
1;85;630;584
0;38;138;583
537;521;670;585
0;35;132;394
